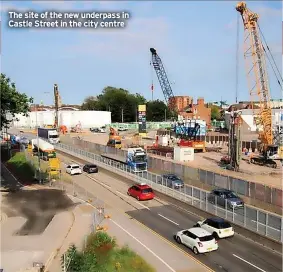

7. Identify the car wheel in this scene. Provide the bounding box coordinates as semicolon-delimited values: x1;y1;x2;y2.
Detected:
193;247;199;255
176;236;181;244
213;232;219;239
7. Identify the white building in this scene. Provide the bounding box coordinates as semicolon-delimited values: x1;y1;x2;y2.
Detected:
225;109;283;133
11;110;111;129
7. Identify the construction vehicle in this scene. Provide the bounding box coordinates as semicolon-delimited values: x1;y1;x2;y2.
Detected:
101;147;147;172
107;127;122;149
70;122;82;133
236;2;283;168
31;138;56;161
150;47;205;151
38;127;60;144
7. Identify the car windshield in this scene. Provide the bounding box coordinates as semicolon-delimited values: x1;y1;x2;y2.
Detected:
72;166;80;169
218;222;231;229
115;141;121;145
198;235;214;242
49;135;58;138
88;165;96;168
225;192;238;198
142;188;153;194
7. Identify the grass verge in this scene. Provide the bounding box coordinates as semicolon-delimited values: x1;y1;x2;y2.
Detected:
62;231;156;272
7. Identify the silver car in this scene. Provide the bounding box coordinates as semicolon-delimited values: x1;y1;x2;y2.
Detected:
208;189;244;209
159;174;184;189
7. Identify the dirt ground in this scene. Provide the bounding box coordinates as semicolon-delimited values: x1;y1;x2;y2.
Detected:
66;130;281;188
1;189;75;235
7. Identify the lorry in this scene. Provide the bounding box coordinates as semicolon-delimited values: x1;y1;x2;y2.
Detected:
38;128;60;144
101;147;147;172
31;138;56;160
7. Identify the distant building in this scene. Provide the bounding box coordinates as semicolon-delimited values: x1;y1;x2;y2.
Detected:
227;99;283;112
168;96;211;126
29;104;80;112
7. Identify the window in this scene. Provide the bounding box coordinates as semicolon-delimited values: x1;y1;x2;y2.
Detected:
72;166;80;169
209;221;218;228
218;221;231;229
187;232;198;239
199;235;214;242
134;186;140;191
213;191;220;196
142;188;153;194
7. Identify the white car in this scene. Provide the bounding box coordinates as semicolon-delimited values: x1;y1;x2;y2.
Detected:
195;218;234;239
66;164;82;175
174;227;218;255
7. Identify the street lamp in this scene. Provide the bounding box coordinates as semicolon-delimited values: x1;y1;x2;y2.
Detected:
33;103;41;183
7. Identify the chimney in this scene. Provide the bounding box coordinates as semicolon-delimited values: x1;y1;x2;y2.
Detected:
197;97;204;106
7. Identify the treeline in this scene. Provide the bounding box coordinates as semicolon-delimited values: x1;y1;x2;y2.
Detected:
81;86;175;122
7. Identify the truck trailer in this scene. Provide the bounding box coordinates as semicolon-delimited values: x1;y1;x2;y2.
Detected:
38;128;60;144
101;148;147;172
31;138;56;160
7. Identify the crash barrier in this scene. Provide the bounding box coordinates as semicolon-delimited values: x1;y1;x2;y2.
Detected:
55;142;282;243
67;138;283;209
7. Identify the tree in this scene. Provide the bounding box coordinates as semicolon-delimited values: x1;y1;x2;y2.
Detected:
209;105;221;120
1;73;33;129
146;100;173;121
81;87;146;122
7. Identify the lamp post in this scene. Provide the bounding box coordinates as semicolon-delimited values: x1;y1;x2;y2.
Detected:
34;103;41;183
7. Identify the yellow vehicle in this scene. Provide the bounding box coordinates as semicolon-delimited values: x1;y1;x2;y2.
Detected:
107;127;122;149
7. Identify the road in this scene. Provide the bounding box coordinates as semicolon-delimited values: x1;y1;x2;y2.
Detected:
8;129;282;241
57;152;282;272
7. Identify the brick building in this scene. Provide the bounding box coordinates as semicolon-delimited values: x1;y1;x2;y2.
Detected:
169;96;211;126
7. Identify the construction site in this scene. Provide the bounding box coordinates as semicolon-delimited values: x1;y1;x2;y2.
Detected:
9;2;282;187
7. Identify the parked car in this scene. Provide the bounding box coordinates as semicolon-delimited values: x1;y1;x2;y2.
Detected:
90;127;105;133
195;218;234;239
118;127;128;131
208;189;244;209
159;174;184;189
174;227;218;255
127;183;155;201
66;164;82;175
83;164;98;174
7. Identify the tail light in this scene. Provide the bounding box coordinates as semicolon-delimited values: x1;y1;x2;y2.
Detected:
197;242;203;247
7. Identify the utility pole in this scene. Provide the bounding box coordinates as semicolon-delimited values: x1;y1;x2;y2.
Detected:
35;104;41;183
164;109;167;121
121;108;124;123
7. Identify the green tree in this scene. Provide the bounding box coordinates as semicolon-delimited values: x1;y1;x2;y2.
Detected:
209;105;221;120
146;100;173;121
1;73;33;129
81;87;146;122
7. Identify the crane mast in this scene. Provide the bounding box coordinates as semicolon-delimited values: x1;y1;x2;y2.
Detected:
150;48;176;110
236;2;272;150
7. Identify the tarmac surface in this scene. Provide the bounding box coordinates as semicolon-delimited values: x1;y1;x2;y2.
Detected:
57;152;283;272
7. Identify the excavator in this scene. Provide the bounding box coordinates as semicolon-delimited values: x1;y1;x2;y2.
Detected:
236;2;283;168
107;127;122;149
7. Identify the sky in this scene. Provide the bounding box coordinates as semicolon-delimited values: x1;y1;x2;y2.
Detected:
1;1;282;106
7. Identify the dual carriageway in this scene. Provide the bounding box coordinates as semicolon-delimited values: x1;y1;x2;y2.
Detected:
11;129;283;272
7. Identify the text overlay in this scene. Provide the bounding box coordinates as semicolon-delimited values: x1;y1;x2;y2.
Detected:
8;11;131;29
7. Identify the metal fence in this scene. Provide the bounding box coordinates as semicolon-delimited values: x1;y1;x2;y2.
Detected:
65;137;283;209
55;142;282;243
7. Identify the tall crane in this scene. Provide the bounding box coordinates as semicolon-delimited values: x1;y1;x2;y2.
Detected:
236;1;282;167
150;47;205;152
150;48;176;111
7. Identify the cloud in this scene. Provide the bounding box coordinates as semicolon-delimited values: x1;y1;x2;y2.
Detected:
65;16;170;58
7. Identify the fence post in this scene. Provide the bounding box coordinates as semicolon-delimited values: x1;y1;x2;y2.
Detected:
244;205;246;227
256;210;259;232
265;214;268;236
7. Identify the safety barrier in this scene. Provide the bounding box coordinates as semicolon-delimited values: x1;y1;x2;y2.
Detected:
55;142;282;243
67;137;283;209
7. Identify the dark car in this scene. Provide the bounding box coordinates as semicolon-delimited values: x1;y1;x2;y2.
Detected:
159;174;184;189
208;189;244;209
83;164;98;174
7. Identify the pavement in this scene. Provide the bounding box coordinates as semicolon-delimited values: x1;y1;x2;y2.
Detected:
56;152;283;272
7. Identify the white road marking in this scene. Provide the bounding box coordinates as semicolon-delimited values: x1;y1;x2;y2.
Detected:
251;220;280;232
110;219;176;272
86;174;111;188
116;191;150;210
233;254;267;272
158;214;179;226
